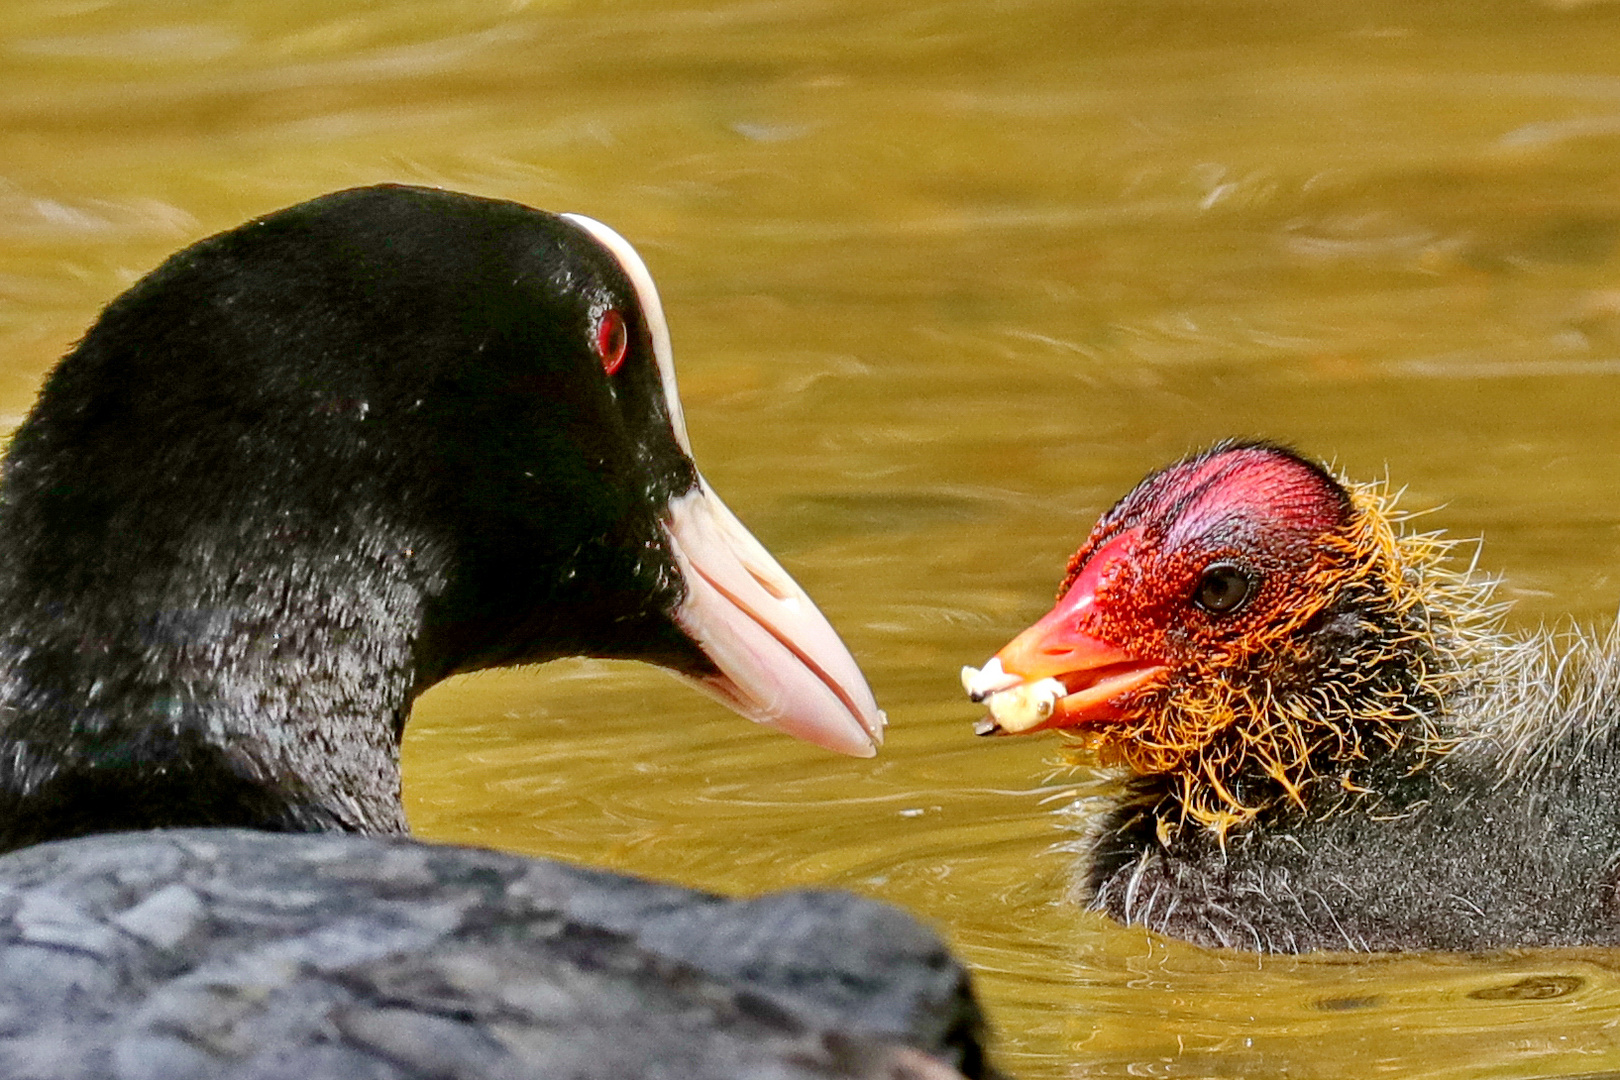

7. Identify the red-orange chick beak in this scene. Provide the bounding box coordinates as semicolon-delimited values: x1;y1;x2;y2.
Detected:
963;530;1167;736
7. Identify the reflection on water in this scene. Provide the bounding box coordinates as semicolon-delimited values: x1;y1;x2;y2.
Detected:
9;1;1620;1076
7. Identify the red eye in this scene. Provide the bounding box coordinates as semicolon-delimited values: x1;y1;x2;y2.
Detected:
595;310;627;376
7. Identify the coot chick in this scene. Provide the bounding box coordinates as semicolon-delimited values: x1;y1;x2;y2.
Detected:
0;186;991;1077
964;441;1620;953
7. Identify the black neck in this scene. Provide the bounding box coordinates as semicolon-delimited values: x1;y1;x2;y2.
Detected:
0;498;445;852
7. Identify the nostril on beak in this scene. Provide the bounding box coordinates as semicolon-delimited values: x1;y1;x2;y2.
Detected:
747;565;793;602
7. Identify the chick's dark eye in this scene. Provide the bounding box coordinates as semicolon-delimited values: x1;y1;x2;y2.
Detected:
595;309;627;376
1194;563;1253;615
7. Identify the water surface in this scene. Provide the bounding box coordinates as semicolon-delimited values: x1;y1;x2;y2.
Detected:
6;2;1620;1076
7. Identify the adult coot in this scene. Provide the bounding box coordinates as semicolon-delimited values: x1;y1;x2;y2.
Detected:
0;186;988;1078
964;441;1620;954
0;183;883;845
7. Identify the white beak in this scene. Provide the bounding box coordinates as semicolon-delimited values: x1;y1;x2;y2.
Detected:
663;480;885;757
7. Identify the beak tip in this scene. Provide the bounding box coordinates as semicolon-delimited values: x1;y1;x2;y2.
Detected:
802;716;881;757
838;705;885;757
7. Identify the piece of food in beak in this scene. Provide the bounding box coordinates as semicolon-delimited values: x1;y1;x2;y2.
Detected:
963;562;1166;737
961;661;1068;734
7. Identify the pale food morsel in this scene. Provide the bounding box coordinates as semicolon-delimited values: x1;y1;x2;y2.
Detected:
963;660;1067;735
960;657;1021;701
983;677;1067;733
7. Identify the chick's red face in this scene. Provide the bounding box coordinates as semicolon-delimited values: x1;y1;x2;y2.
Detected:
965;446;1350;736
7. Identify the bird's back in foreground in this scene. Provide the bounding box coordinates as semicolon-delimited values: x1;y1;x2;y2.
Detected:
0;829;982;1080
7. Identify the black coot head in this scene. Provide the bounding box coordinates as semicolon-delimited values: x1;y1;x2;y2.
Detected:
0;185;882;761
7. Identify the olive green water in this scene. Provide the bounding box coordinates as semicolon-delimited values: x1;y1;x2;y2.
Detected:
7;1;1620;1075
